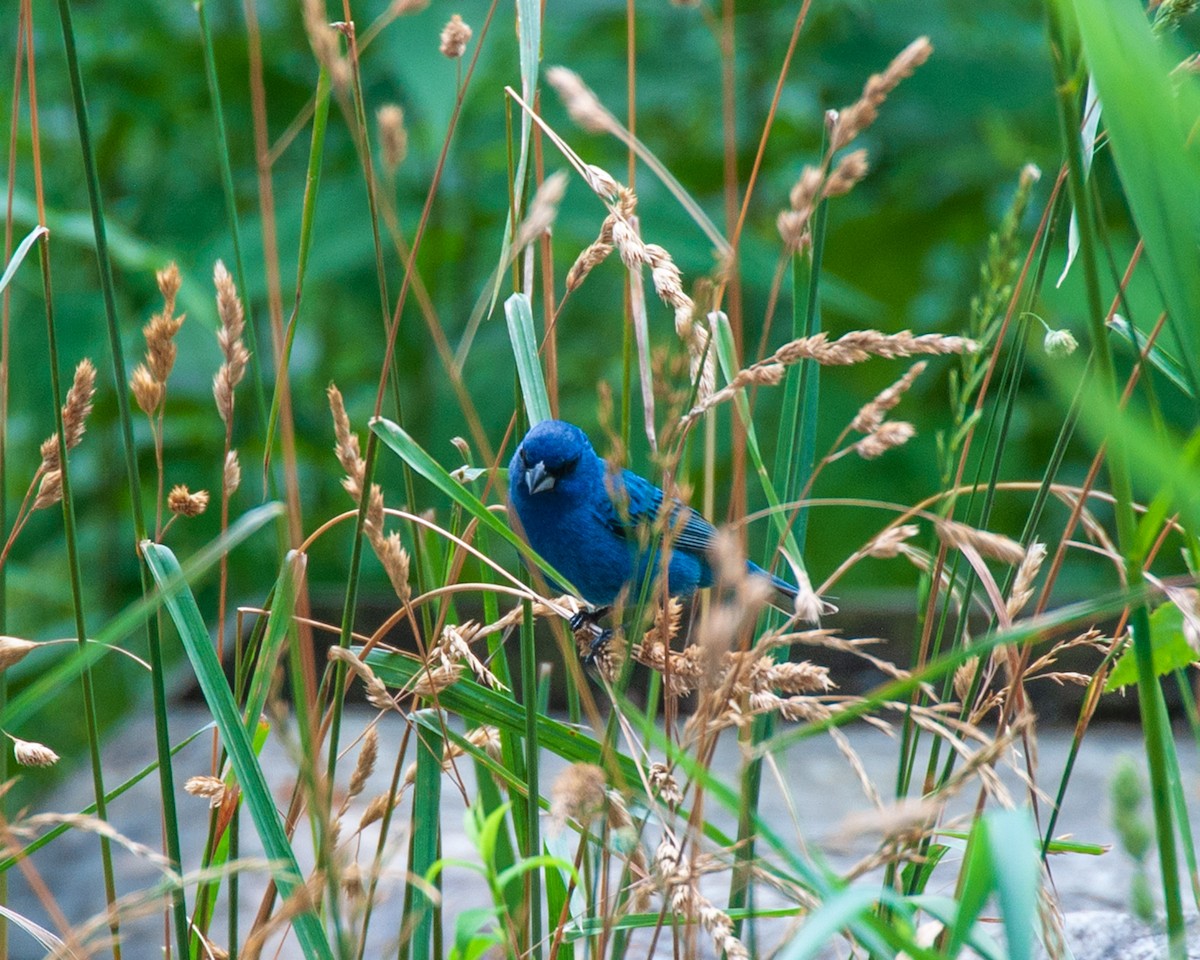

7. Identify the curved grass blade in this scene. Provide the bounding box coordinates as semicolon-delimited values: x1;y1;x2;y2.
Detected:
0;225;46;295
370;417;575;590
142;542;332;960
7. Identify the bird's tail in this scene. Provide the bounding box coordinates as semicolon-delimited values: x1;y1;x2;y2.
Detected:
746;561;837;622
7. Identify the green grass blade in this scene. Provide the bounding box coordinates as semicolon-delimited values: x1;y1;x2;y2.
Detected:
773;886;883;960
506;292;552;425
984;809;1040;960
242;551;306;730
405;710;443;960
142;542;333;960
370;417;574;590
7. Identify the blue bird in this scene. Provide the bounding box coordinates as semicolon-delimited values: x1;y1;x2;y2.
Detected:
508;419;801;614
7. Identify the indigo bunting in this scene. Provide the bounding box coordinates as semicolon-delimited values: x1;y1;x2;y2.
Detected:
508;419;800;612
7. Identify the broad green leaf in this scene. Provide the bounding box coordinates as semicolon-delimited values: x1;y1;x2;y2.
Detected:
142;542;332;960
1107;602;1198;691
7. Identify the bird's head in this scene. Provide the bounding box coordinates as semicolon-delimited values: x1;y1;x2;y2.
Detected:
511;419;596;497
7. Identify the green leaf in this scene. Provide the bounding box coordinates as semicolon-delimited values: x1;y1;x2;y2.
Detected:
505;292;552;425
142;542;332;960
985;809;1040;960
773;886;886;960
1106;602;1197;691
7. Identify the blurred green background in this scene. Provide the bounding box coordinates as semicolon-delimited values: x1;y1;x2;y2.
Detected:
2;0;1179;763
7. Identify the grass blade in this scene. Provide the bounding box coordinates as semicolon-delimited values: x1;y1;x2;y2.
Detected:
142;541;333;960
0;224;46;295
506;292;552;425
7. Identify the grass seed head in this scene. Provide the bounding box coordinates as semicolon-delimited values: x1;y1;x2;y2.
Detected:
823;148;870;198
439;14;472;58
547;66;611;133
185;775;228;807
168;485;210;518
347;726;378;801
0;637;36;672
213;260;249;424
376;104;408;175
223;450;242;497
7;733;59;768
550;762;608;829
854;421;916;459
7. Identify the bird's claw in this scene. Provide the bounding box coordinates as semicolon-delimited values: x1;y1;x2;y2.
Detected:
582;628;615;669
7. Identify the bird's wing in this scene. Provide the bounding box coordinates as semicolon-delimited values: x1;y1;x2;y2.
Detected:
599;469;719;554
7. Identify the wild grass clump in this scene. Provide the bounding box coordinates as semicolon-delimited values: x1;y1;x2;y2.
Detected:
1;2;1198;960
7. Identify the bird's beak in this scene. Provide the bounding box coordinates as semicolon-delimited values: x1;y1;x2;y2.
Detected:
525;461;555;494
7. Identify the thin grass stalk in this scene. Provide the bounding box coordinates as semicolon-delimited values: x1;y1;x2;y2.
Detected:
0;9;28;952
1047;7;1184;954
35;236;122;958
521;600;543;959
330;0;503;806
196;0;268;428
52;1;189;954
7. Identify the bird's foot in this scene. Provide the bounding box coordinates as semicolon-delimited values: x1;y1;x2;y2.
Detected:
582;628;615;673
568;605;611;633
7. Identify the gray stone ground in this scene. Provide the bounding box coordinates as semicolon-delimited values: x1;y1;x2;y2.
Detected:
6;708;1199;959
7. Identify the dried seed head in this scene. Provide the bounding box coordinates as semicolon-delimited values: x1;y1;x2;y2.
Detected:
1006;541;1047;619
547;66;611;134
376;104;408;175
7;733;59;768
31;470;62;512
328;646;393;710
776;209;810;253
439;14;472;58
953;657;979;704
213;260;249;425
156;262;182;315
864;524;920;559
823;149;870;199
168;485;210;518
328;384;366;503
936;519;1025;566
1043;328;1078;358
832;37;933;150
0;637;37;672
550;762;608;828
365;484;411;601
347;726;378;801
851;361;926;433
788;165;824;214
62;359;97;453
223;450;242;498
143;312;184;385
648;762;683;806
185;775;228;807
515;171;569;250
358;791;397;829
131;363;164;416
854;421;915;459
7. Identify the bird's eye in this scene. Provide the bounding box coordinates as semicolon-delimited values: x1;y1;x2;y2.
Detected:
560;454;580;476
518;448;527;465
